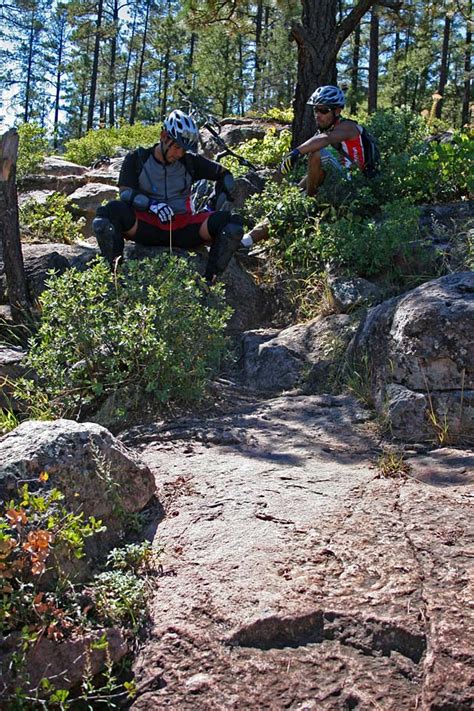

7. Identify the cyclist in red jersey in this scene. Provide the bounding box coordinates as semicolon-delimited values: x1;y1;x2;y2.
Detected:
280;85;366;196
241;85;365;250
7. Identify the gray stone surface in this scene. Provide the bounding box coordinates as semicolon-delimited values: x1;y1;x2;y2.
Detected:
242;314;358;392
328;275;384;313
0;345;28;409
350;272;474;443
0;419;156;556
117;391;473;710
42;156;88;176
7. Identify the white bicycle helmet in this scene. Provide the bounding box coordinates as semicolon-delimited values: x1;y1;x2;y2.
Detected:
164;109;199;151
307;85;345;108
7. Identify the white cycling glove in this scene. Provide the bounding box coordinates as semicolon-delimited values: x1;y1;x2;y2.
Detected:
149;201;174;223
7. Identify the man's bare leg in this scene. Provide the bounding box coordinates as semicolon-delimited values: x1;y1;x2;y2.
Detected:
306;151;325;196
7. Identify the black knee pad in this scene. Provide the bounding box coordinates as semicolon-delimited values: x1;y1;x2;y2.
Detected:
204;220;244;283
92;217;124;265
95;200;136;233
206;210;232;238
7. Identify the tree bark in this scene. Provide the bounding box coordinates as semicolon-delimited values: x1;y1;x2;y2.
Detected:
368;5;379;113
461;0;472;126
435;12;451;119
253;0;263;106
349;22;361;114
291;0;376;144
129;0;151;125
0;130;30;319
87;0;104;130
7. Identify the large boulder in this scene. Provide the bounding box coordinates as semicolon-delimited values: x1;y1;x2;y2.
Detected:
0;243;98;304
0;419;157;559
349;272;474;443
68;182;118;234
0;345;28;410
42;156;89;176
242;314;359;392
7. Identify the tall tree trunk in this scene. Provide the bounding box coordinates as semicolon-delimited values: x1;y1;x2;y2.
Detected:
238;35;245;115
350;22;361;113
120;7;137;120
462;0;472;126
129;0;151;125
23;10;36;123
160;47;170;119
291;0;375;144
0;130;30;319
87;0;104;130
108;0;119;126
189;32;197;67
252;0;263;106
53;14;66;149
435;12;451;118
368;5;379;113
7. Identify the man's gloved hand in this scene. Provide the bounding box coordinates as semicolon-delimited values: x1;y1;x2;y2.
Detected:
279;148;302;175
149;201;174;223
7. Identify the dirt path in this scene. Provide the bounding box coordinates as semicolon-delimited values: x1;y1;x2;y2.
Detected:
120;389;473;710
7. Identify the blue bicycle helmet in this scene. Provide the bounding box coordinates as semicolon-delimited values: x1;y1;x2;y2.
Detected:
307;85;345;108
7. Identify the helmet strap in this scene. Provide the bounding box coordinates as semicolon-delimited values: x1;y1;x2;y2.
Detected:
160;137;172;164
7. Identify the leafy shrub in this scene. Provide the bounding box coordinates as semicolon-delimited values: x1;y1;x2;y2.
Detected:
378;133;474;203
222;127;291;176
16;122;48;181
16;256;231;419
360;107;430;159
64;122;162;166
261;107;293;123
245;181;421;279
19;192;85;243
310;198;422;277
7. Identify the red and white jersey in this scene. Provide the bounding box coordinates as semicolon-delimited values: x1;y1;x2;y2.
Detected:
334;118;366;171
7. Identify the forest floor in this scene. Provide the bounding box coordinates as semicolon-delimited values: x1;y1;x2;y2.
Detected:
119;381;473;710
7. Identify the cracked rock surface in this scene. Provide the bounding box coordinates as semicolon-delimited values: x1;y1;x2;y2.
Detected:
121;391;473;710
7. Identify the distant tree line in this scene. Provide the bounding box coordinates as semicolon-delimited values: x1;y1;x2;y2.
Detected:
0;0;472;145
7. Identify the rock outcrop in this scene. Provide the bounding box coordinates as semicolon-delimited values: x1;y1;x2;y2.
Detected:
0;419;157;559
242;314;359;392
350;271;474;443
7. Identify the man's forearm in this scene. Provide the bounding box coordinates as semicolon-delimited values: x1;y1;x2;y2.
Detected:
297;133;330;156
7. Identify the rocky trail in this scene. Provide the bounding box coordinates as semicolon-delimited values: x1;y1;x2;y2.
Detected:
118;385;473;710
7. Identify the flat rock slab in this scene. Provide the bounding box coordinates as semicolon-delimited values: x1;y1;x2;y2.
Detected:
121;393;473;709
406;447;474;487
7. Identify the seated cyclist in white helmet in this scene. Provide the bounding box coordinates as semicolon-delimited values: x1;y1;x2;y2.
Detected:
279;85;367;195
92;109;244;284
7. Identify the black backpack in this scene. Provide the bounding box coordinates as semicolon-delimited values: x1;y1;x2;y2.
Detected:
359;126;381;178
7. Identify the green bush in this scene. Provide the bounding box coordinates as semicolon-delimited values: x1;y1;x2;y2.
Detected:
64;122;162;166
222;127;291;176
16;122;48;181
246;181;422;279
377;133;474;203
16;256;231;419
359;107;430;159
19;192;85;243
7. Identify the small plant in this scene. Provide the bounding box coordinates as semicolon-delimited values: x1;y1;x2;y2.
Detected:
344;352;374;408
16;122;48;181
0;405;19;435
378;449;411;478
19;192;86;244
0;476;156;707
261;106;293;123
